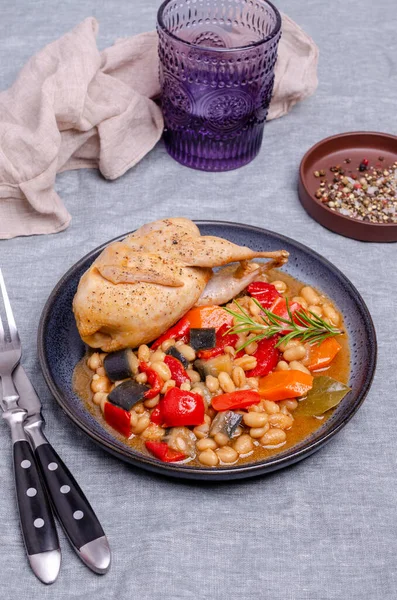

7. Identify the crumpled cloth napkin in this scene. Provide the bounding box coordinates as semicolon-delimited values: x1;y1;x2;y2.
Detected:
0;16;318;239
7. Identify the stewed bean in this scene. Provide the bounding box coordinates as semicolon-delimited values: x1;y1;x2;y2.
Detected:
224;345;236;357
93;392;107;406
144;394;160;408
279;399;298;411
268;413;294;430
218;372;235;393
243;412;268;428
193;423;210;439
272;280;287;293
248;403;264;413
278;338;300;352
161;379;176;394
244;340;258;355
88;352;101;371
216;446;238;463
133;414;150;434
196;438;217;452
151;349;166;363
308;305;323;317
276;360;289;371
214;432;230;447
301;286;320;306
322;304;340;326
234;355;257;371
178;344;196;362
161;339;175;352
283;344;306;362
233;434;254;455
246;377;259;389
263;400;280;414
232;366;246;388
249;297;262;316
250;425;270;438
138;344;150;362
96;366;106;377
136;372;148;384
187;369;201;383
198;449;219;466
180;382;191;391
91;374;110;394
289;360;311;375
130;411;138;428
151;361;171;381
260;429;287;446
206;375;220;393
141;424;165;440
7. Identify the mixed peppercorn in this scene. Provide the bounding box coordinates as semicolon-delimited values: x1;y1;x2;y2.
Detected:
313;157;397;223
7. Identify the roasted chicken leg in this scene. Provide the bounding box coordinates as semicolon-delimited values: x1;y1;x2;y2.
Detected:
73;218;289;352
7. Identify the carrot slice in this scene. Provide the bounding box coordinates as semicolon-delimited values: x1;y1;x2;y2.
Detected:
184;305;232;330
258;370;313;401
307;338;342;371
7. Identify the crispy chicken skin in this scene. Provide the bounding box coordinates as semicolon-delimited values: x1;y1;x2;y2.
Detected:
73;218;289;352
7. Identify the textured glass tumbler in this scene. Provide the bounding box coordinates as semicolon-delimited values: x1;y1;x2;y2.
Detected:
157;0;281;171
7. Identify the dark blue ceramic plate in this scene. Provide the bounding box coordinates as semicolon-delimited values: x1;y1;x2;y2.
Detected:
38;221;376;480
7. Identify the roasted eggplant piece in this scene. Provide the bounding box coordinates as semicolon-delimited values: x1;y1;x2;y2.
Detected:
108;380;149;411
189;328;216;351
165;346;189;369
103;348;138;382
194;354;233;379
209;411;242;438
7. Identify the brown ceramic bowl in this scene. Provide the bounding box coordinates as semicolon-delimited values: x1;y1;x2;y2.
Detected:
299;132;397;242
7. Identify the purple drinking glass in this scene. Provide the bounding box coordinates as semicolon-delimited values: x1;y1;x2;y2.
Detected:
157;0;281;171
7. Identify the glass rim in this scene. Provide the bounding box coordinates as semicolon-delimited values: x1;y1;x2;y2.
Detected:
157;0;282;53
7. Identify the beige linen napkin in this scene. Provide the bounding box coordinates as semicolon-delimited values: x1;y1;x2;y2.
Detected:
0;16;318;239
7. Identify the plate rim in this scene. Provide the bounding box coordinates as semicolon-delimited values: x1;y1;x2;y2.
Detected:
38;220;377;480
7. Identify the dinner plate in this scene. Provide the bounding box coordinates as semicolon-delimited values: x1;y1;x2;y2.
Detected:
38;221;377;480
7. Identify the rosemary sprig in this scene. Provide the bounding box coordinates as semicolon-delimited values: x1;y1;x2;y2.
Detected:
224;298;343;351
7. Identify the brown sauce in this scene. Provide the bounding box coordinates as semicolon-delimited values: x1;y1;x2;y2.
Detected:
73;269;350;467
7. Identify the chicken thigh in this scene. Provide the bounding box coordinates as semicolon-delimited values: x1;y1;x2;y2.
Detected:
73;218;288;352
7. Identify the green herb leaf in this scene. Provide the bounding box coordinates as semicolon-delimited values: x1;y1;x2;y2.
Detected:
224;298;343;352
293;376;351;417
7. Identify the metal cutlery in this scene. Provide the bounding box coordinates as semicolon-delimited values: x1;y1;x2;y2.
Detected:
0;270;61;584
16;364;111;574
0;269;111;581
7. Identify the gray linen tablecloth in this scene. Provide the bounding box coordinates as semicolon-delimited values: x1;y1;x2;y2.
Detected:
0;1;396;598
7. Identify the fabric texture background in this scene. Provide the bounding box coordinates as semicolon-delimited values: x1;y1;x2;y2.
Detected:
0;12;317;239
0;1;396;599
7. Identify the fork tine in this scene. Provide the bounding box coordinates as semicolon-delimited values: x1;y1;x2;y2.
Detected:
0;303;4;343
0;268;19;343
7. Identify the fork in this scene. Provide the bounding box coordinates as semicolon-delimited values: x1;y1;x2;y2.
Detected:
0;269;61;584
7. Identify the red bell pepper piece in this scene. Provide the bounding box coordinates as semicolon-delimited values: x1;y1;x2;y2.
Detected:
246;336;280;377
164;355;190;386
160;387;205;427
247;282;281;308
151;316;190;350
269;297;302;322
104;402;131;437
198;323;238;359
150;405;163;425
139;362;163;399
145;441;186;463
211;390;261;412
